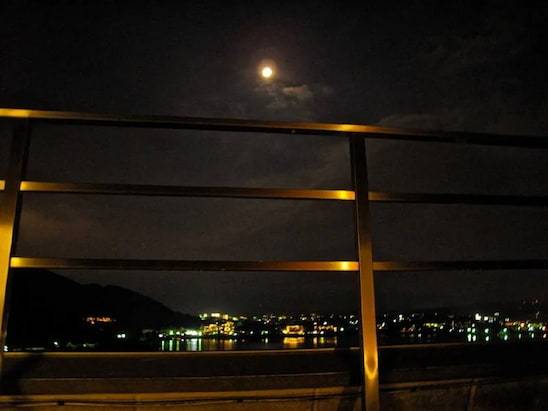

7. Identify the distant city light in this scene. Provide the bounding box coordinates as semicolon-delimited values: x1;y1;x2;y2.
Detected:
12;307;547;352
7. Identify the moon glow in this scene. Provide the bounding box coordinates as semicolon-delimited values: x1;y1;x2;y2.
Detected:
261;66;273;78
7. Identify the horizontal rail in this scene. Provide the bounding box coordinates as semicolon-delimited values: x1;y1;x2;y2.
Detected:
10;258;548;272
373;260;548;271
6;342;538;358
18;181;355;201
10;258;359;271
1;108;547;148
4;343;512;358
1;181;546;206
369;191;548;207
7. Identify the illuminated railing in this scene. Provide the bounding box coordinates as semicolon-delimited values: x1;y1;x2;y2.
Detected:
1;108;548;411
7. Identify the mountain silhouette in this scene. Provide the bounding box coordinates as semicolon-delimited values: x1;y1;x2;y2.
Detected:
6;269;199;349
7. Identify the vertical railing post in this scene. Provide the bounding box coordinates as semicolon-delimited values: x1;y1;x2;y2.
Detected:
0;120;31;376
350;136;380;411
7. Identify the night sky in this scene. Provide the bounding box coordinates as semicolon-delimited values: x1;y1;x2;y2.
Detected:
1;1;547;315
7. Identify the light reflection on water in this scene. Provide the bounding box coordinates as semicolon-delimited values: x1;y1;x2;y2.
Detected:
158;332;543;351
159;336;339;352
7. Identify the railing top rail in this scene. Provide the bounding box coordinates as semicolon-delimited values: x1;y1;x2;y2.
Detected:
1;108;547;148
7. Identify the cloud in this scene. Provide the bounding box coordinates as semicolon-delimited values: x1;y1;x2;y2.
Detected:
281;85;314;103
253;81;333;120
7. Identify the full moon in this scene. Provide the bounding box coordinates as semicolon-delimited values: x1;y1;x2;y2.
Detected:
261;66;273;79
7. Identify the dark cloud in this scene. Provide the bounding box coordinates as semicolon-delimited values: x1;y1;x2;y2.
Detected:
377;113;445;130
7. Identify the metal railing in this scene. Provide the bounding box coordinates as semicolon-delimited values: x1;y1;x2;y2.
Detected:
1;108;548;411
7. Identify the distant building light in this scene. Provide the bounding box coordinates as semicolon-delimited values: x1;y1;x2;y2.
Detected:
116;333;126;339
282;325;305;336
85;316;115;325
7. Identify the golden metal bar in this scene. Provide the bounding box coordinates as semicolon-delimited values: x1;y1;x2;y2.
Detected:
0;121;30;377
369;191;548;207
10;258;359;272
19;181;355;201
350;137;380;411
1;107;547;148
17;181;548;206
0;180;4;191
10;257;547;272
372;260;548;271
